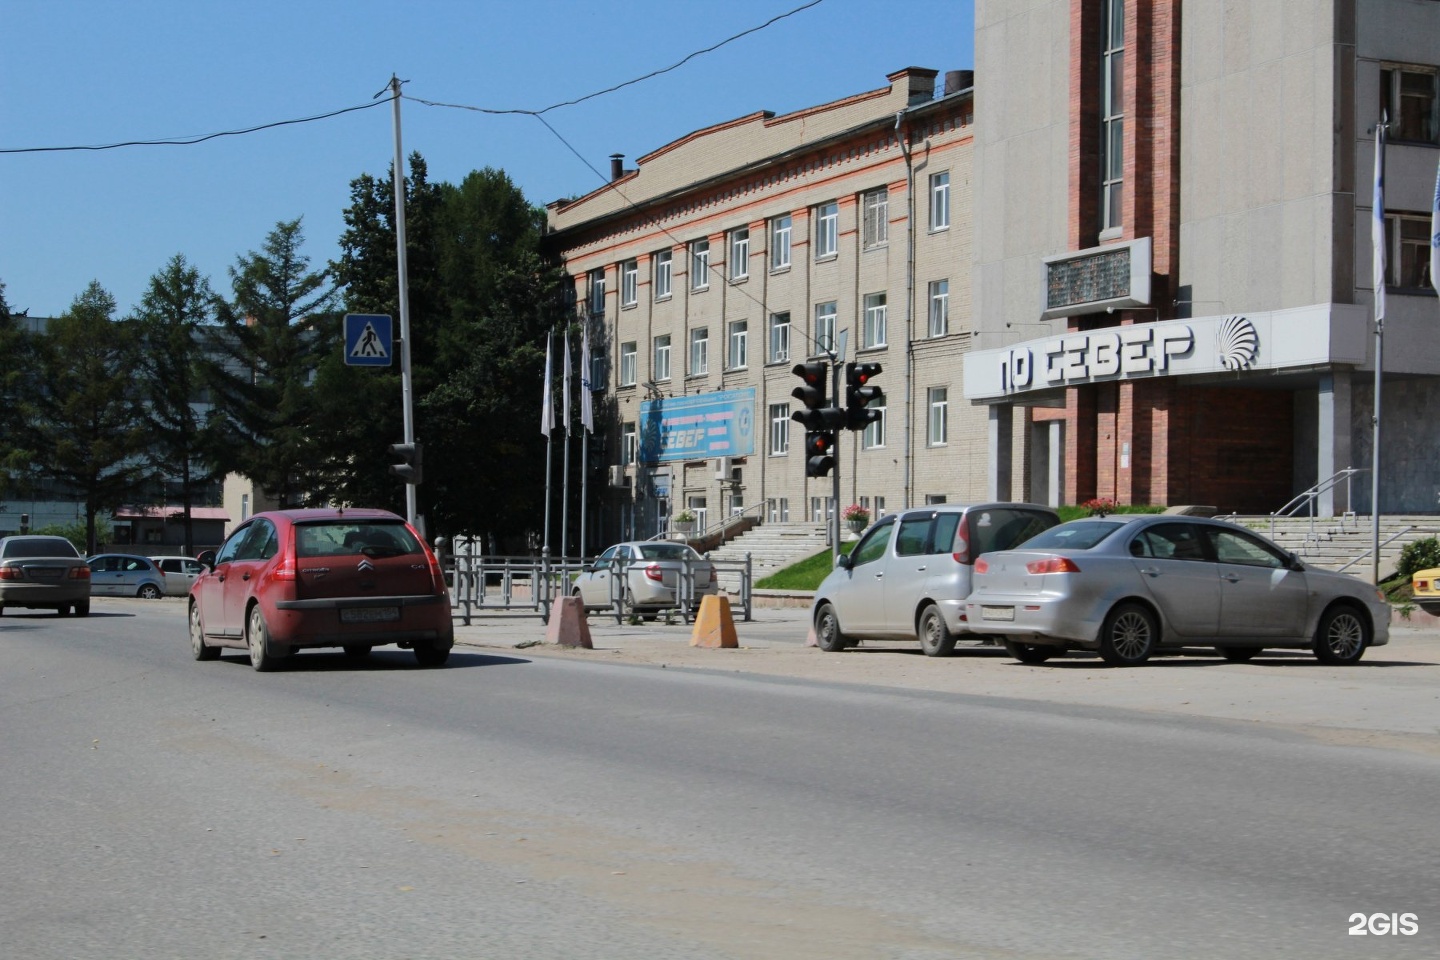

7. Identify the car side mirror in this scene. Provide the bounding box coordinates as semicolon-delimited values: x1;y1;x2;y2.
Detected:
835;553;853;570
196;550;217;570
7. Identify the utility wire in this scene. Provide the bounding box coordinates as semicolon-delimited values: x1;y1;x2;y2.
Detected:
0;0;827;155
0;101;388;154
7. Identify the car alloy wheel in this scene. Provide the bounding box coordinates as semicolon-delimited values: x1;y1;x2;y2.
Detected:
918;604;956;657
138;584;162;600
1313;604;1369;665
247;605;283;672
190;603;220;661
1098;602;1158;666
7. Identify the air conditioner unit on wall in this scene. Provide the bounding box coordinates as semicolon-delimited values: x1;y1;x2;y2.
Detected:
713;457;731;480
608;465;630;488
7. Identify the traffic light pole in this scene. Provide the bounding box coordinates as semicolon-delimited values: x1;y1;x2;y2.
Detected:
389;75;418;530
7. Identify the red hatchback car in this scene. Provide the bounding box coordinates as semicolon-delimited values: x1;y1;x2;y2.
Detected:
189;508;454;670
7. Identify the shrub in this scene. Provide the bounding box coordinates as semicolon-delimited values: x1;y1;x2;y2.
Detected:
1396;537;1440;580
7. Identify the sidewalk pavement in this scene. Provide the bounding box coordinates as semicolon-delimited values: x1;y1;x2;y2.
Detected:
452;604;1440;749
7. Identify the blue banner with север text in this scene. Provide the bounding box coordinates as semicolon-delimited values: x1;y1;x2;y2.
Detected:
638;388;756;464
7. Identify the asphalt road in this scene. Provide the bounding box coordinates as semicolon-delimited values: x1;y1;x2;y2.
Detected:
2;598;1437;960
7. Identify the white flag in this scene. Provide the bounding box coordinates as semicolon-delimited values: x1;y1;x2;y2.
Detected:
540;331;554;438
562;329;572;432
1429;153;1439;296
580;324;595;434
1372;115;1387;321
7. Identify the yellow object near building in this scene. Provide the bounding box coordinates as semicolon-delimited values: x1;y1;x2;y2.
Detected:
1412;568;1440;614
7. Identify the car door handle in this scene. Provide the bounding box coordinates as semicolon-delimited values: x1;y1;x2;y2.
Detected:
915;566;927;572
1139;566;1159;577
873;573;884;579
241;572;251;581
1222;573;1242;583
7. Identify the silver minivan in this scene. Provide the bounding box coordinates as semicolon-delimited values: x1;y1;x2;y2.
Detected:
811;503;1060;655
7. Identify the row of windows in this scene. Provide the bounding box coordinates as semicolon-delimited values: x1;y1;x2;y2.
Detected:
614;280;953;386
589;175;952;313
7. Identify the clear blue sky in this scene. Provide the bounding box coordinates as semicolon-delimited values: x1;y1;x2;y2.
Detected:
1;0;975;320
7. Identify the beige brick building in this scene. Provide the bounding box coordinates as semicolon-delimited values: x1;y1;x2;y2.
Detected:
545;67;983;543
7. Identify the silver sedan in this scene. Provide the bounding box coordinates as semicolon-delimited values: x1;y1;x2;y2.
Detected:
573;541;719;616
965;515;1391;666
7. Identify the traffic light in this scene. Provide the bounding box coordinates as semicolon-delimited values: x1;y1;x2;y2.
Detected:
791;361;845;430
844;362;884;431
803;430;836;478
389;442;423;485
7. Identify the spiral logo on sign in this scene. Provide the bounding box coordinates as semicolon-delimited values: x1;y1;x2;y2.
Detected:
1216;316;1259;370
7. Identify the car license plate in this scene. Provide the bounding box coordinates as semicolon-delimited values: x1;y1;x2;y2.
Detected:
981;605;1015;622
341;606;400;623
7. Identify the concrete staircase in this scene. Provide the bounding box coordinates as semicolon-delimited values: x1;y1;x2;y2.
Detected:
703;522;832;581
1227;514;1440;579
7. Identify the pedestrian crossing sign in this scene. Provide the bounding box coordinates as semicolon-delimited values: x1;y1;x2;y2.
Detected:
344;313;393;366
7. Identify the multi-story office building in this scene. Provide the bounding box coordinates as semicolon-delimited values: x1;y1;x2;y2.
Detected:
969;0;1440;516
546;67;982;541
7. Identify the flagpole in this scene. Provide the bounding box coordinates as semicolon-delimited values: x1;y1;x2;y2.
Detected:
580;323;595;560
1371;114;1387;585
561;330;572;560
542;330;554;557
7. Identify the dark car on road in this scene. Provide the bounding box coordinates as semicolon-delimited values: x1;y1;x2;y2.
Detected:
188;508;454;670
0;535;92;616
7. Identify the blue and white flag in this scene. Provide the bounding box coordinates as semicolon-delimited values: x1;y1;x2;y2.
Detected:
1372;115;1387;321
541;331;555;438
580;324;595;434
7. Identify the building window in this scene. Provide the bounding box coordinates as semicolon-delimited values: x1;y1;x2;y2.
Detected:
1381;64;1439;145
1100;0;1125;233
691;239;710;290
689;327;708;375
729;227;750;280
810;497;834;523
1385;212;1436;289
927;279;949;337
619;341;637;387
927;387;948;446
862;404;887;450
769;403;790;455
814;201;839;258
587;268;606;316
653;335;671;381
768;312;790;364
929;172;950;230
621;422;637;465
654;250;672;299
861;187;888;248
767;497;790;522
620;259;638;307
770;214;792;270
862;292;887;348
727;320;748;369
813;301;837;354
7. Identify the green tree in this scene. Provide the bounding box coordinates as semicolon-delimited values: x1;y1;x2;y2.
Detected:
131;254;225;552
32;281;149;553
0;280;37;501
204;219;336;507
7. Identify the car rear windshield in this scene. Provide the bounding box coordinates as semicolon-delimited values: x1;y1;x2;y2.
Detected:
638;543;701;560
295;521;421;559
1018;520;1125;551
966;508;1059;555
1;537;81;559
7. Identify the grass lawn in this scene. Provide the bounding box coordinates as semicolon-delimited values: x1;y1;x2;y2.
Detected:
756;542;853;591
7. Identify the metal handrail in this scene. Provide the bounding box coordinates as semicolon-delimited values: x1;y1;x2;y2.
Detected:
1333;525;1416;575
1269;467;1368;543
658;501;766;543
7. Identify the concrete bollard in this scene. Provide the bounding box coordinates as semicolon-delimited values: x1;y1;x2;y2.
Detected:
545;596;593;648
690;594;739;648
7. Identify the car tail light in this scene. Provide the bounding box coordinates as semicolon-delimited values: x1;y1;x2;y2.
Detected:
419;539;446;593
0;567;21;580
271;550;297;582
1417;578;1431;591
70;566;91;580
953;522;972;564
1025;557;1080;575
645;563;665;582
974;558;989;574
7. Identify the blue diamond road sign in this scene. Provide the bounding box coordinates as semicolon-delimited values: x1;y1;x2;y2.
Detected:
344;313;393;367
